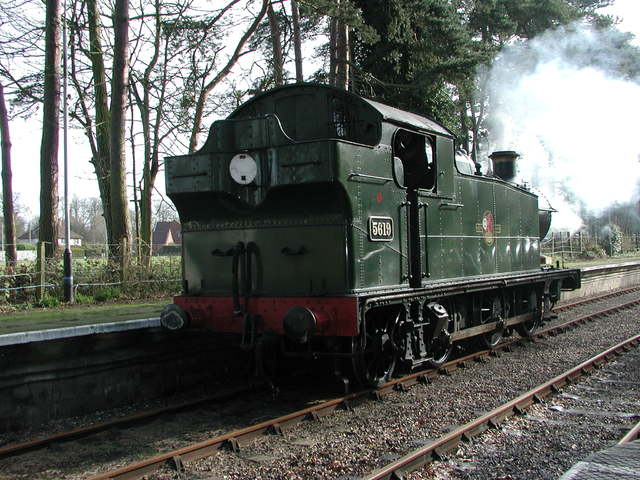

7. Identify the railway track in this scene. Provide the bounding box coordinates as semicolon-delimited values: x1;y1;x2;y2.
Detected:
363;334;640;480
553;284;640;312
84;290;640;480
1;286;639;479
0;384;262;459
620;418;640;444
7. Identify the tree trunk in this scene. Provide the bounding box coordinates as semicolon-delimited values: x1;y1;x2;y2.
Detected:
129;90;140;261
291;0;303;82
457;93;470;154
329;16;338;86
139;172;155;265
86;0;113;247
0;82;17;268
267;1;284;85
39;0;61;259
109;0;131;260
335;21;350;90
329;2;350;90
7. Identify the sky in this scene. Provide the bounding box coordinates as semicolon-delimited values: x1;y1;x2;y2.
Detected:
6;0;640;219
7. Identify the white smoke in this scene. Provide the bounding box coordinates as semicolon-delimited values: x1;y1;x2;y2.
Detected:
480;24;640;232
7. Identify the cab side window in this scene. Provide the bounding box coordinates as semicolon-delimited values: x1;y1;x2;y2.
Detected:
393;129;436;191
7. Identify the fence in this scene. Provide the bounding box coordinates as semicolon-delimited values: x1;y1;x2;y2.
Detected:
3;232;639;305
541;232;640;259
0;241;181;305
0;251;37;262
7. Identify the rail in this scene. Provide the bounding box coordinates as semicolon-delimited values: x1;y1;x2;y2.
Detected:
363;333;640;480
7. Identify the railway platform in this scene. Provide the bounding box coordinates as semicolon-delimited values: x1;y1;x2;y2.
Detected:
0;299;165;346
560;440;640;479
0;297;220;432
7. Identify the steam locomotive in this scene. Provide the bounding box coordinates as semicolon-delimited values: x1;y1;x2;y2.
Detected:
160;83;580;386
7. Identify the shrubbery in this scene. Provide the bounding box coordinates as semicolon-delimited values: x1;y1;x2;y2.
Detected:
601;224;623;256
0;254;181;307
579;245;606;259
93;286;121;302
156;245;181;256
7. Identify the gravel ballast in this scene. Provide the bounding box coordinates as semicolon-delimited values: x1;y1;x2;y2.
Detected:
408;348;640;479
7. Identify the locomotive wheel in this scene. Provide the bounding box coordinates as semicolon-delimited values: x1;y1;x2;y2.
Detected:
516;290;542;337
479;295;504;349
426;300;455;368
352;309;400;387
427;335;453;368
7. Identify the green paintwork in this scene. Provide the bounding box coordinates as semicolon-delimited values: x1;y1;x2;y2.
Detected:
166;84;542;299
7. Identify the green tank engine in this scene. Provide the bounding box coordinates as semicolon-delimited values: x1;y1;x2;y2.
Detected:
161;84;580;386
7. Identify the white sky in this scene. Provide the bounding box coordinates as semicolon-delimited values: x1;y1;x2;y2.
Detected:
6;0;640;218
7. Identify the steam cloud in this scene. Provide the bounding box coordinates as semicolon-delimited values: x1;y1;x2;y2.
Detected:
480;23;640;232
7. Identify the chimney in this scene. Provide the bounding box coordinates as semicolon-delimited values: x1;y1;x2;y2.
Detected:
489;151;520;182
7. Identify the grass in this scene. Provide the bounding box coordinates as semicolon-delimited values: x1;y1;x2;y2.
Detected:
0;298;171;336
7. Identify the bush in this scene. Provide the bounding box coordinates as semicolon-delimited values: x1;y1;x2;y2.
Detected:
74;293;93;304
70;247;104;258
16;243;37;251
579;245;606;259
156;245;181;256
35;296;60;308
601;224;623;256
93;286;121;302
84;247;104;258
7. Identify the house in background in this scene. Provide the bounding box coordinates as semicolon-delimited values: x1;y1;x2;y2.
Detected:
18;227;83;247
152;221;182;254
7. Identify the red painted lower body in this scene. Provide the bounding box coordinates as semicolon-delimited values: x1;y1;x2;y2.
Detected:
173;295;360;337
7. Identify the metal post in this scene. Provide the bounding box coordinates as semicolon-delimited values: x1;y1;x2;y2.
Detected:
38;241;46;301
579;231;583;255
120;237;129;283
62;0;73;302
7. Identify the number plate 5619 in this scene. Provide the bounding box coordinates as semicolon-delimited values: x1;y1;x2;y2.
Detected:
368;216;393;241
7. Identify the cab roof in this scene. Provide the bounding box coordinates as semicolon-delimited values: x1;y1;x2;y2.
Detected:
230;83;454;139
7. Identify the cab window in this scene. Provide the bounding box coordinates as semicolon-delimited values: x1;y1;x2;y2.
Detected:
393;129;436;191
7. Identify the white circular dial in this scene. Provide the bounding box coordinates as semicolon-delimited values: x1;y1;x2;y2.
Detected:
229;153;257;185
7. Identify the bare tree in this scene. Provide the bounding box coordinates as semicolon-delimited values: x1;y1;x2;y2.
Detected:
153;197;178;224
70;196;106;244
85;0;113;244
0;81;16;267
67;0;122;251
39;0;61;258
129;0;185;264
186;0;269;152
0;0;45;113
